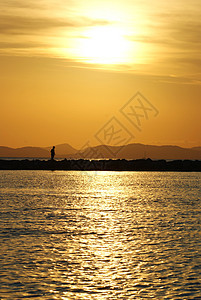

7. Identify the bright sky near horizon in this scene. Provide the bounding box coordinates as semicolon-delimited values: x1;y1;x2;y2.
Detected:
0;0;201;149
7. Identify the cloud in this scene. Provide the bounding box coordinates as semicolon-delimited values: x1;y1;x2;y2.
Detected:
161;10;201;46
0;0;40;9
0;15;75;35
170;20;201;46
137;17;201;46
0;0;76;10
0;14;111;36
165;57;201;72
0;13;111;58
1;0;200;80
0;41;49;49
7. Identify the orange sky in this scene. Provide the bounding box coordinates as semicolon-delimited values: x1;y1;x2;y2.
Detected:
0;0;201;149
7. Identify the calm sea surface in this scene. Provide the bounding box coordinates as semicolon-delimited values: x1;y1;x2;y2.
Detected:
0;170;201;299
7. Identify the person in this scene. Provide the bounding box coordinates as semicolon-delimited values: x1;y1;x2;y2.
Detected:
50;146;55;160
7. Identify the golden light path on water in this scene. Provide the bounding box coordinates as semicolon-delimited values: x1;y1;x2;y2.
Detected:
0;170;201;299
59;171;132;299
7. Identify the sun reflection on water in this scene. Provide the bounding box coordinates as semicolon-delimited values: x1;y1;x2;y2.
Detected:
0;171;201;299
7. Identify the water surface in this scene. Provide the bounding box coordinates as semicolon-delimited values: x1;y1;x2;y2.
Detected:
0;171;201;299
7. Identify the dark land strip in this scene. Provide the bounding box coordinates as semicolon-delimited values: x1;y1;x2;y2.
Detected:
0;159;201;171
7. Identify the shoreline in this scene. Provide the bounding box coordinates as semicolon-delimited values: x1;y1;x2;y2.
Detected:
0;158;201;171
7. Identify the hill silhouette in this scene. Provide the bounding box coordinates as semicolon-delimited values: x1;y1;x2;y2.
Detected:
44;143;77;156
0;143;201;160
76;143;201;160
0;146;49;158
192;147;201;152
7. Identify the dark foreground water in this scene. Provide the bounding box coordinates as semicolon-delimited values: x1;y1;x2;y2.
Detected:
0;170;201;299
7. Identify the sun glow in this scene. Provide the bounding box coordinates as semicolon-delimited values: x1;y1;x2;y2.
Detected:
57;5;149;68
73;26;132;65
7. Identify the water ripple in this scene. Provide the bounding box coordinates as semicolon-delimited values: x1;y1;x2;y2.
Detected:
0;171;201;299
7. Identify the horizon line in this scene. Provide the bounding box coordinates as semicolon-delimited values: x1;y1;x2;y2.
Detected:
0;142;201;150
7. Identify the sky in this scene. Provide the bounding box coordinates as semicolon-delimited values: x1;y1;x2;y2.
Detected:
0;0;201;149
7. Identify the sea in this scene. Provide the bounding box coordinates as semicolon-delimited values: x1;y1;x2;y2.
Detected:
0;170;201;299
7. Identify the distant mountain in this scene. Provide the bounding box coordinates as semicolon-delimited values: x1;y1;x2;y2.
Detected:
0;147;16;157
0;143;201;160
75;143;201;160
117;143;201;160
44;143;77;157
192;147;201;152
0;146;49;158
74;144;120;159
0;144;77;158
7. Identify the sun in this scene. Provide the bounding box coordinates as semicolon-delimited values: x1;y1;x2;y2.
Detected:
57;4;149;69
75;26;132;65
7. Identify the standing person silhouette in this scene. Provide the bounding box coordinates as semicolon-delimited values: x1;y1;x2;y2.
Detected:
50;146;55;161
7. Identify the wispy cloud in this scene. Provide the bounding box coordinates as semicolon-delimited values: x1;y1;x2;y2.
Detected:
0;15;111;35
1;0;201;80
0;16;75;35
0;0;40;9
170;20;201;46
0;41;50;49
